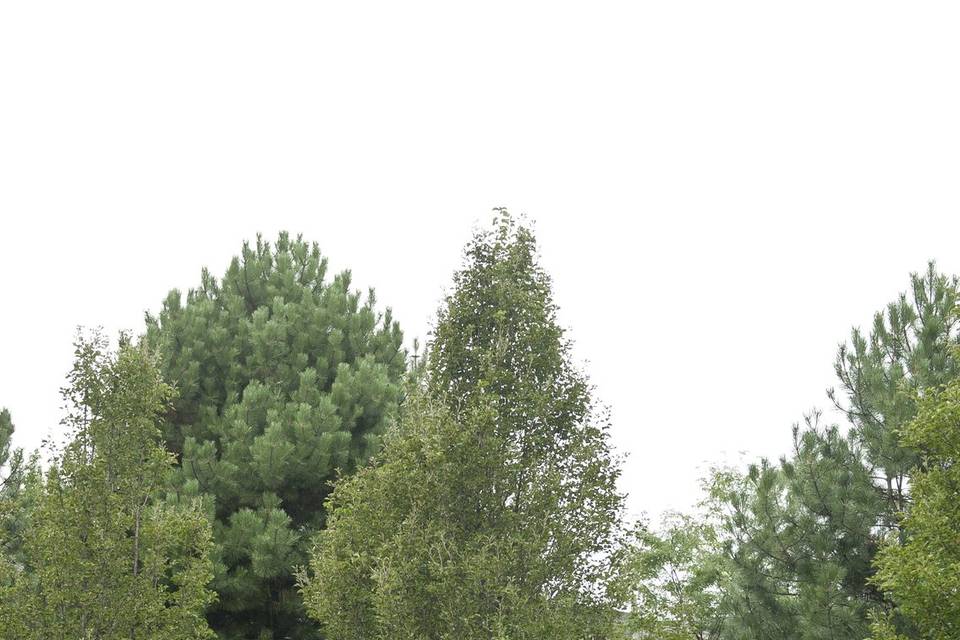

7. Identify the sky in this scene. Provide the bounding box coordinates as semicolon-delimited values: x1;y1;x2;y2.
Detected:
2;2;960;521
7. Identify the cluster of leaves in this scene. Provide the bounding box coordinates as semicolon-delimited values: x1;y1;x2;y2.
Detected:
0;407;27;588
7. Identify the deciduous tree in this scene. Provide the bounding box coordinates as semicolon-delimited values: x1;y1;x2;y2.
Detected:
871;376;960;639
300;213;629;639
0;334;216;639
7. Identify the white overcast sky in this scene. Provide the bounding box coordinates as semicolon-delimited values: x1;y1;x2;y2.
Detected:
2;2;960;521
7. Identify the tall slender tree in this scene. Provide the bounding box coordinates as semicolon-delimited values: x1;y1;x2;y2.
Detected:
145;233;405;639
300;212;629;639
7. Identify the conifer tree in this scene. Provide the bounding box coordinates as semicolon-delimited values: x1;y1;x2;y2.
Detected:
702;266;960;640
830;263;959;518
145;233;405;639
0;334;216;639
300;213;628;638
718;419;882;640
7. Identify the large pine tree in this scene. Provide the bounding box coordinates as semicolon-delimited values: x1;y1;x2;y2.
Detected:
145;233;405;639
300;212;628;638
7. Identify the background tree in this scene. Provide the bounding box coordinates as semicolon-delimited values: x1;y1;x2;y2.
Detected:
621;508;729;640
300;213;629;639
144;232;405;639
0;333;216;639
870;376;960;639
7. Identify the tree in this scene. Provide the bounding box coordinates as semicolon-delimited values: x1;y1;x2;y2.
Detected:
717;418;882;640
144;232;405;639
698;266;959;640
0;333;216;639
830;263;959;518
300;212;629;638
621;508;729;640
870;376;960;639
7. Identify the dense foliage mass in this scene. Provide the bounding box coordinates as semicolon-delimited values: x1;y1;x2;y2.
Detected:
299;214;629;639
144;233;405;639
2;221;960;640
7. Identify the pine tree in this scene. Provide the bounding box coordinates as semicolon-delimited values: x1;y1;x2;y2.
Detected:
0;333;216;639
717;418;882;640
701;266;960;640
300;212;629;639
830;263;959;518
144;233;405;639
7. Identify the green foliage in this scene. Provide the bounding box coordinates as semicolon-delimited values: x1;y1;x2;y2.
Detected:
144;232;405;639
871;378;960;639
682;265;960;640
0;407;25;587
300;213;628;639
621;509;729;640
717;419;882;640
830;263;959;516
0;408;20;488
0;333;216;639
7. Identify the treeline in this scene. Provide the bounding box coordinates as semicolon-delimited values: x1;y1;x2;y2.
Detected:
0;214;958;640
0;214;626;639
